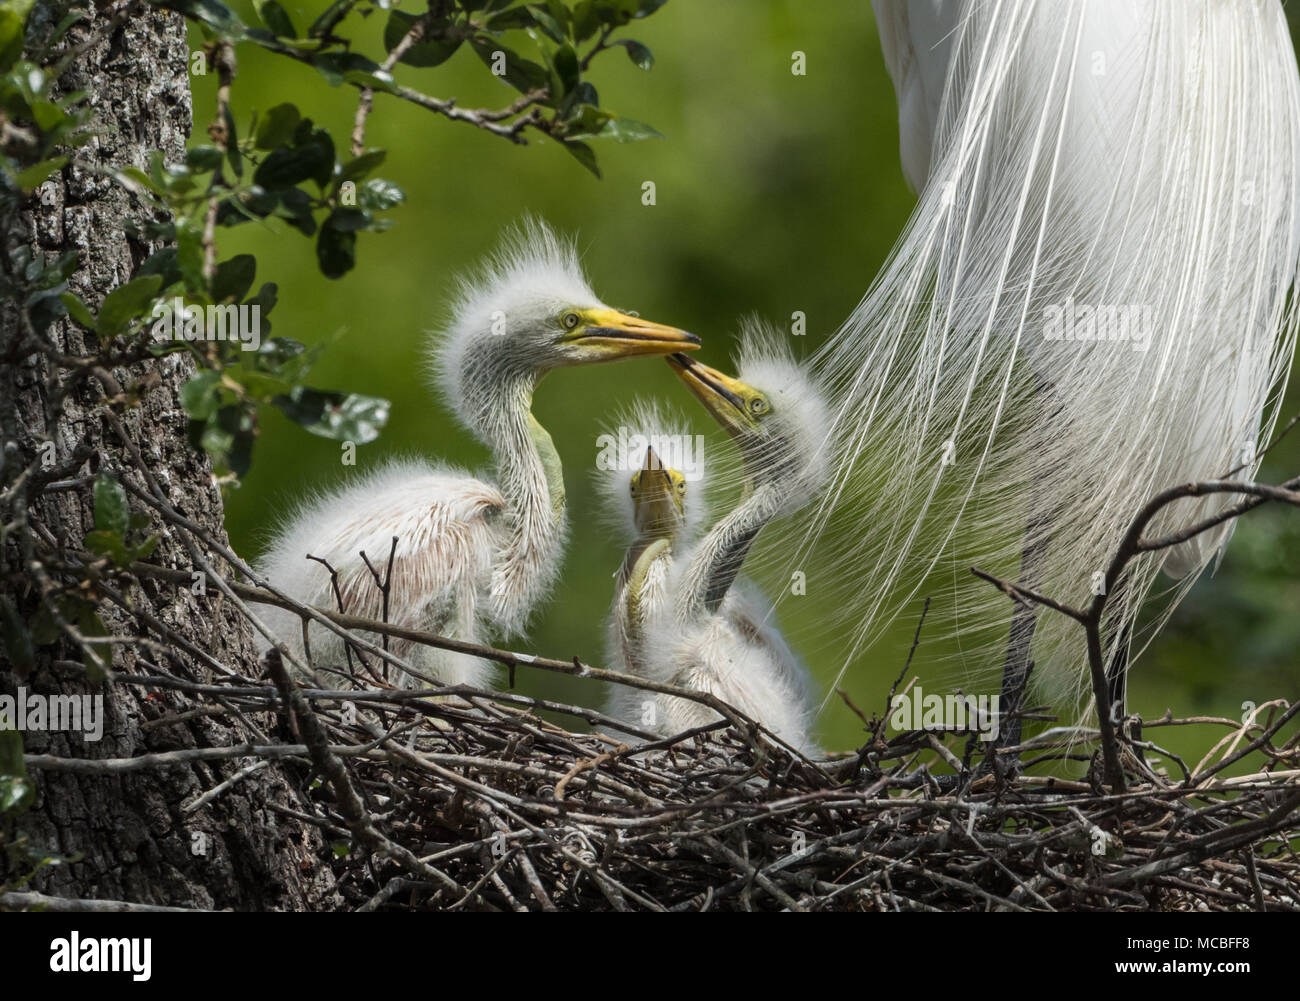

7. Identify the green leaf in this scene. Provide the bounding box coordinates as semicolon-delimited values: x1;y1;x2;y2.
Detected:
131;534;160;562
591;0;634;27
358;178;404;211
50;249;80;283
0;774;32;815
60;292;95;328
154;0;246;39
147;341;190;357
136;247;183;290
0;0;35;74
617;39;653;70
211;254;256;303
469;37;551;95
93;473;130;537
78;606;111;682
316;216;357;279
0;728;34;815
312;52;396;93
254;0;296;37
253;102;300;151
551;42;579;96
108;165;160;198
84;529;132;568
560;138;600;177
0;597;35;678
571;0;599;42
95;274;163;337
527;4;566;43
591;0;666;24
185;145;225;171
252;336;317;382
383;10;461;68
43;7;86;53
27;283;68;335
326;207;372;232
233;370;290;399
487;7;535;30
254;125;334;189
560;102;612;138
275;187;318;236
308;0;352;37
13;156;65;191
222;102;241;178
248;281;278;315
30;98;66;131
339;149;386;184
273;387;390;443
213;404;256;477
558;80;598;119
175;217;205;290
180;370;222;420
597;117;662;142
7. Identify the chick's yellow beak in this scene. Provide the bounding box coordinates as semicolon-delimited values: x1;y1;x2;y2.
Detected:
666;353;758;434
565;308;700;361
632;446;684;533
638;446;682;507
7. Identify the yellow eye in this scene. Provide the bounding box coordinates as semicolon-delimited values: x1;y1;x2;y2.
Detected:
562;311;581;329
749;396;769;416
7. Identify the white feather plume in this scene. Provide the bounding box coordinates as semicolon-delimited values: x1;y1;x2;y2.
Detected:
789;0;1300;716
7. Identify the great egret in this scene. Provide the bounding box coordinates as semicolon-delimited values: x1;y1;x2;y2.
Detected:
779;0;1300;744
255;221;699;687
607;328;828;754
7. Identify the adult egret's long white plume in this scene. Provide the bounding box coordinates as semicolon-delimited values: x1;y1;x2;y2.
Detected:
793;0;1300;726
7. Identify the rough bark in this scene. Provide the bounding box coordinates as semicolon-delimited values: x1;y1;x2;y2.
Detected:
0;3;337;910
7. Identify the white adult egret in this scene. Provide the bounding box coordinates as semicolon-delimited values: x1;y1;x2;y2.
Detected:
794;0;1300;743
255;221;699;688
608;328;828;754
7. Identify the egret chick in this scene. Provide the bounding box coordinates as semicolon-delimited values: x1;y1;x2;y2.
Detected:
255;221;698;688
607;442;691;678
614;329;828;754
593;405;704;723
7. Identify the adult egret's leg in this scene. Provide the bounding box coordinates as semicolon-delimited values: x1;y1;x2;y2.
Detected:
995;377;1057;759
1104;573;1140;753
995;516;1050;755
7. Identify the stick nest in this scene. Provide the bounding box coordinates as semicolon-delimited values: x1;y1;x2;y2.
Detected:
255;661;1300;913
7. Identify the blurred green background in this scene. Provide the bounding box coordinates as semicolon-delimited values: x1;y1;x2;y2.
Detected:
193;2;1299;761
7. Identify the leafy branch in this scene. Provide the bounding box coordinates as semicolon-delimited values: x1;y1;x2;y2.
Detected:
155;0;669;176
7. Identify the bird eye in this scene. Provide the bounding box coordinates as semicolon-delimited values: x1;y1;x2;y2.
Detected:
562;311;581;329
749;396;770;416
676;481;686;493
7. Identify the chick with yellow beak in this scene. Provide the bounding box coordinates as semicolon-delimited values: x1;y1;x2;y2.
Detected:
256;220;698;691
605;441;690;683
607;322;831;754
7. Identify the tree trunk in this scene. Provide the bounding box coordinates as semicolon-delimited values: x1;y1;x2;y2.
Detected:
0;3;336;910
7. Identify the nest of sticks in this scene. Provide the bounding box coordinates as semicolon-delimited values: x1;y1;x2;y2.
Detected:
222;642;1298;913
9;402;1300;911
